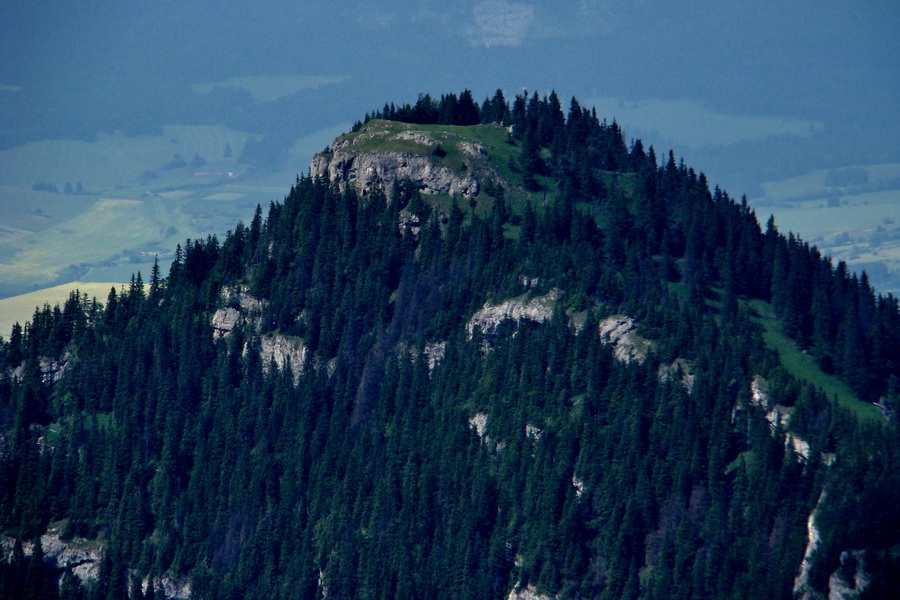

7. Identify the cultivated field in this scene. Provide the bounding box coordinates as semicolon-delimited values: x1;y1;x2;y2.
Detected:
756;163;900;296
0;281;122;339
0;123;343;299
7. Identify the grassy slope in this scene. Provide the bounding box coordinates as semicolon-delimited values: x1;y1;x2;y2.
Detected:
747;298;882;422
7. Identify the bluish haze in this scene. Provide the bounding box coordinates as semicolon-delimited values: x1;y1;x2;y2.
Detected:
1;0;898;298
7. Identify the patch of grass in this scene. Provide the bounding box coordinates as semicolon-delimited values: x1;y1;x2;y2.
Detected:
602;171;640;198
44;411;113;447
747;299;882;422
502;223;522;240
725;451;755;474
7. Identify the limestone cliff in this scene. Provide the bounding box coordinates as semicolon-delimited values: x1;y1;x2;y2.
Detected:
1;522;103;583
211;285;265;339
507;583;557;600
254;334;308;383
8;351;71;384
1;521;191;599
466;289;561;342
310;120;503;200
598;315;651;364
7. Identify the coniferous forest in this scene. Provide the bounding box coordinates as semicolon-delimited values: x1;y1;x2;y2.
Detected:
1;90;899;599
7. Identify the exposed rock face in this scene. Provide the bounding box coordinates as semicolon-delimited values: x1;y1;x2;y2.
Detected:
467;289;561;341
211;286;309;385
221;284;265;312
598;315;651;364
40;354;71;384
41;529;102;582
507;583;557;600
460;141;489;160
787;433;811;462
211;285;266;339
255;334;308;384
658;358;695;393
10;352;71;384
400;340;447;373
571;475;584;498
795;509;872;600
826;550;870;600
135;574;192;600
746;375;814;463
469;412;488;439
424;340;447;371
211;307;241;338
310;124;487;199
750;375;773;410
518;275;540;289
468;412;505;452
1;522;103;584
2;526;191;599
794;494;825;599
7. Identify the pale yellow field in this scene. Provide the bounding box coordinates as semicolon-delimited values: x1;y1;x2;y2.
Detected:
0;281;122;338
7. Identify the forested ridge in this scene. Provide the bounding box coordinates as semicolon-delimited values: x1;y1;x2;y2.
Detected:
1;90;898;599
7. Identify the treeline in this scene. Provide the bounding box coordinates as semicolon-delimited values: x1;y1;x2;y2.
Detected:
31;182;87;195
1;92;899;599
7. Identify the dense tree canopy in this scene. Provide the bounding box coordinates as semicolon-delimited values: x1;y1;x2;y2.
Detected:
1;91;898;599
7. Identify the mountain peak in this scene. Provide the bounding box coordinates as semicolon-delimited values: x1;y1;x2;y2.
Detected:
310;119;511;201
1;90;898;600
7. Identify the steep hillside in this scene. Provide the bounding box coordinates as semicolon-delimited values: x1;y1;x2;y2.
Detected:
1;91;898;600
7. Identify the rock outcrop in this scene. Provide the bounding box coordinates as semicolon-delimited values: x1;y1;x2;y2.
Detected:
469;412;488;439
795;499;872;600
423;340;447;371
794;494;825;599
9;352;71;384
211;285;265;339
467;289;561;341
2;522;103;584
133;574;192;600
254;334;308;383
210;286;310;384
467;412;506;452
2;522;192;599
598;315;651;364
745;375;815;463
571;475;584;498
657;358;695;393
826;550;870;600
310;122;495;200
507;583;557;600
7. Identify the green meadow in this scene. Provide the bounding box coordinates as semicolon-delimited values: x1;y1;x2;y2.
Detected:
748;299;882;423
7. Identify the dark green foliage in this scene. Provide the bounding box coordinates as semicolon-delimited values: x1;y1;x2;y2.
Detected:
0;91;898;599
